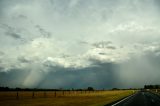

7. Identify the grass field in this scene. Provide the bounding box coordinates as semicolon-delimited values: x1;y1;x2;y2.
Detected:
0;90;135;106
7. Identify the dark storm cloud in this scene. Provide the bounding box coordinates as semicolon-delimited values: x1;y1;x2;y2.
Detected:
0;68;31;87
0;0;160;89
0;61;119;89
0;51;120;89
1;48;160;89
118;48;160;88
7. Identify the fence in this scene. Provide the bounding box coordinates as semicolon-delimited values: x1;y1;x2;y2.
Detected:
0;90;105;99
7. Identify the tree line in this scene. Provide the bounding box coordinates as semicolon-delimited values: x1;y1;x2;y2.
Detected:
144;85;160;89
0;86;95;91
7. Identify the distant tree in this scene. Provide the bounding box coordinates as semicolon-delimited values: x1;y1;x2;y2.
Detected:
87;87;94;91
112;88;119;90
16;87;21;91
144;85;160;89
155;85;159;89
0;87;9;91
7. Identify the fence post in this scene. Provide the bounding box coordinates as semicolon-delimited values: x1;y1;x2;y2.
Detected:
16;91;19;99
32;91;34;98
63;91;64;96
44;91;46;98
55;91;56;97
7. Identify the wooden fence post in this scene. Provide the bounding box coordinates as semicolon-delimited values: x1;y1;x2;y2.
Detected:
55;91;56;97
32;91;34;98
63;91;64;96
16;91;19;99
44;91;46;98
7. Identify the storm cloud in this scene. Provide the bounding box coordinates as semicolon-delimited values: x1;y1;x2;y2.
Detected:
0;0;160;89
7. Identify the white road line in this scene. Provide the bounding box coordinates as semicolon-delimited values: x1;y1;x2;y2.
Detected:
111;93;137;106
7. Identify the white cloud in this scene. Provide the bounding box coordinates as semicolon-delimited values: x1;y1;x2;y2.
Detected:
110;21;158;33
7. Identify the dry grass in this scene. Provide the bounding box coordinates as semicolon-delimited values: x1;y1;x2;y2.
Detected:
0;90;135;106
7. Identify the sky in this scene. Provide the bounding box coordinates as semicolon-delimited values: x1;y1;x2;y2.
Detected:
0;0;160;89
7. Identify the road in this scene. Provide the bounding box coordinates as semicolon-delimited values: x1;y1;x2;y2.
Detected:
109;91;160;106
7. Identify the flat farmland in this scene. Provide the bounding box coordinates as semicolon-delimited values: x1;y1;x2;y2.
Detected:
0;90;135;106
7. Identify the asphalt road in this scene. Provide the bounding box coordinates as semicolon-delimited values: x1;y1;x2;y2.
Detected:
110;91;160;106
